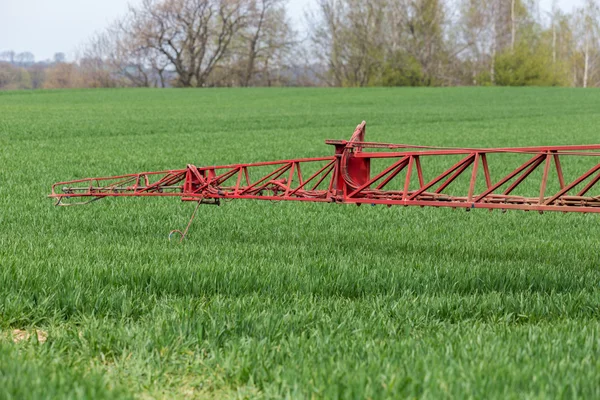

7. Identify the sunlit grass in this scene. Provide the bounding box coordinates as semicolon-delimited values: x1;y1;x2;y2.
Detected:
1;87;600;399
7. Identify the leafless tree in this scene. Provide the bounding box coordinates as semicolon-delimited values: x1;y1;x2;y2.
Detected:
53;53;67;63
0;51;16;63
238;0;294;86
574;0;600;87
309;0;386;86
15;52;35;66
456;0;498;83
125;0;250;87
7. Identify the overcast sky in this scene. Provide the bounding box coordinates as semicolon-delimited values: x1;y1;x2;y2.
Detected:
0;0;585;62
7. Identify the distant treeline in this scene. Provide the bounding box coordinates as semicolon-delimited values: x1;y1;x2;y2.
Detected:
2;0;600;90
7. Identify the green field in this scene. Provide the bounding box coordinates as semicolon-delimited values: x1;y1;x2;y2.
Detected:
1;87;600;399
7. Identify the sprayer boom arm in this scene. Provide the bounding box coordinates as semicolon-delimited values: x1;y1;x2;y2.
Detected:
50;121;600;214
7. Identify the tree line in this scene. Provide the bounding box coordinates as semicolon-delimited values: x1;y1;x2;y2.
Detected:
2;0;600;90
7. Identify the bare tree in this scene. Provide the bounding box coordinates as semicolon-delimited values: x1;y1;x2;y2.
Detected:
53;53;67;63
457;0;496;84
43;63;81;89
545;3;573;85
0;51;16;63
551;0;557;65
125;0;249;87
238;0;294;86
308;0;344;86
82;15;174;88
572;1;600;87
29;64;46;89
14;52;35;66
309;0;386;87
511;0;517;51
583;0;600;87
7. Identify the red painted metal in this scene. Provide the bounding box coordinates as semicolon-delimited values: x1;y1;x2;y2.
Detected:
50;121;600;236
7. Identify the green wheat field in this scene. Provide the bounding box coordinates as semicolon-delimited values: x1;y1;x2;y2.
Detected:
1;87;600;399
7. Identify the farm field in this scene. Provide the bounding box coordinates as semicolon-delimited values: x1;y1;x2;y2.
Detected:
1;87;600;399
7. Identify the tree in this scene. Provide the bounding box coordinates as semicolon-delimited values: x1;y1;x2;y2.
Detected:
309;0;386;87
308;0;344;86
0;51;16;63
579;0;600;87
494;34;554;86
53;53;67;63
43;63;80;88
15;52;35;66
455;0;500;85
385;0;449;86
80;0;297;88
83;25;153;87
0;62;20;89
125;0;250;87
78;57;117;88
29;64;46;89
455;0;558;86
545;4;572;85
238;0;294;86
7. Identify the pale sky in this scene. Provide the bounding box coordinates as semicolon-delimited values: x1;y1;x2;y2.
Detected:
0;0;584;62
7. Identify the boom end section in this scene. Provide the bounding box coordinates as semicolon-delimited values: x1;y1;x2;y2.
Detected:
49;169;188;205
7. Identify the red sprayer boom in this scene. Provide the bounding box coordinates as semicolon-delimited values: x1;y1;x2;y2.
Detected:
50;121;600;239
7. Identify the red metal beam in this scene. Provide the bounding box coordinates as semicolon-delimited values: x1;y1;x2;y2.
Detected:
50;121;600;231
